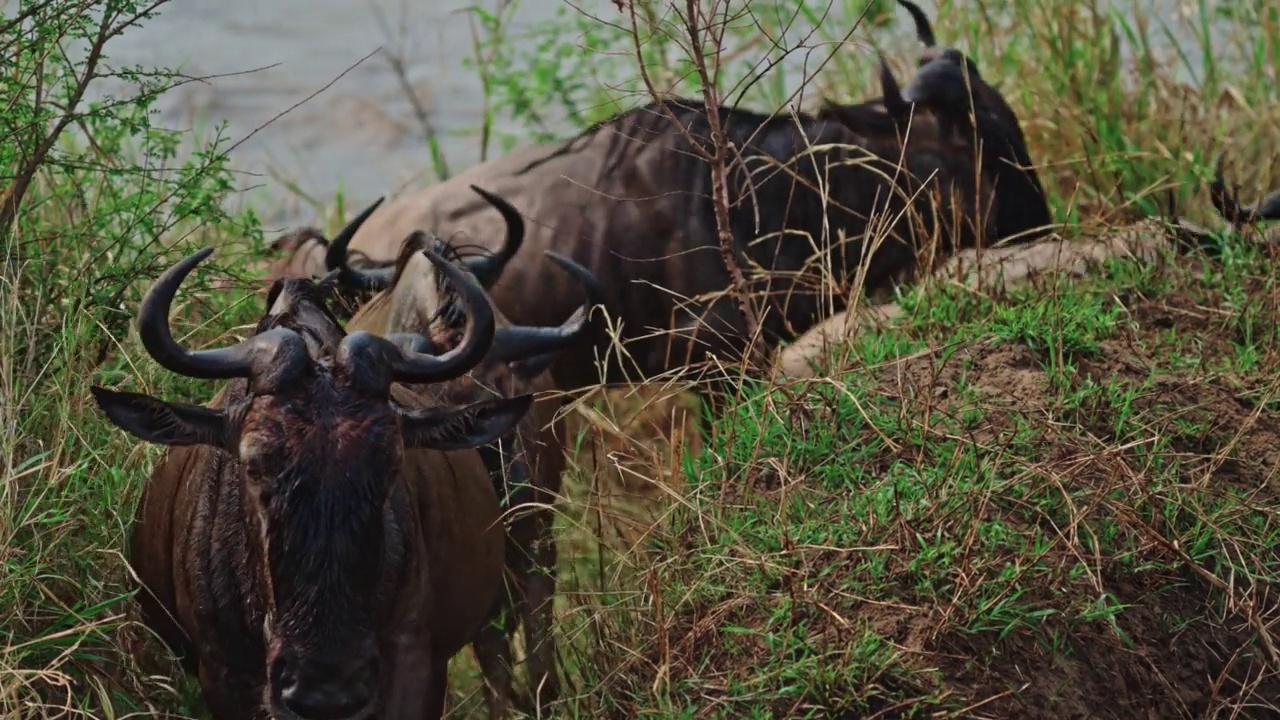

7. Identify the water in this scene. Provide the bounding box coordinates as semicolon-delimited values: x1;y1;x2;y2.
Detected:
87;0;595;228
83;0;1228;230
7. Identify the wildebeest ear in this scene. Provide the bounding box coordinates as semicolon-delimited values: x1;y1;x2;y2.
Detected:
399;394;534;451
89;385;228;447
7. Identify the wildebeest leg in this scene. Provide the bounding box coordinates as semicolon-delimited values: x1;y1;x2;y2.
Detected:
425;659;451;720
197;661;260;720
383;633;435;718
517;515;560;717
472;582;519;720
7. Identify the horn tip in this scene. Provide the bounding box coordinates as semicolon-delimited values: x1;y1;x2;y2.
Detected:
469;184;496;200
543;251;589;276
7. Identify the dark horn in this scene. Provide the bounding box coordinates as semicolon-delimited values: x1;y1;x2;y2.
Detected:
462;185;525;288
322;196;394;292
1208;152;1244;225
322;196;386;270
488;251;603;365
878;53;911;129
896;0;936;47
138;248;301;380
381;245;497;384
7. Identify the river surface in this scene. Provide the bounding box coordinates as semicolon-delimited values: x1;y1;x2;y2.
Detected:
83;0;1231;230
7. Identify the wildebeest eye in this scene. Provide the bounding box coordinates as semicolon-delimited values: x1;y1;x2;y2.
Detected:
239;436;280;479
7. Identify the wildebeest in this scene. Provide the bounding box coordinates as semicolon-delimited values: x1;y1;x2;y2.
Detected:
301;47;1050;420
336;228;604;719
90;246;541;719
266;185;524;311
775;158;1277;379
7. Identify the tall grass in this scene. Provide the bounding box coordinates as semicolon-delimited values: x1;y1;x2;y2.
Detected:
2;0;1279;717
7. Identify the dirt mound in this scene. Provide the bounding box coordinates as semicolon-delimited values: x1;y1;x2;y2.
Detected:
579;272;1280;718
851;295;1280;718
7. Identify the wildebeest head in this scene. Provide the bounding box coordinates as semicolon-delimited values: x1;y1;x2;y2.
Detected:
887;0;1052;244
265;196;387;285
335;197;605;383
91;247;532;720
1210;151;1280;228
321;184;527;297
898;61;1052;244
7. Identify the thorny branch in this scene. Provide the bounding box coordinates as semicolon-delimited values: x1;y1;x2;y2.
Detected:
1;0;171;240
618;0;766;373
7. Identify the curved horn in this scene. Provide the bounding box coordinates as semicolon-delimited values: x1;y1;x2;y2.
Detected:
896;0;936;46
898;0;984;80
357;244;497;385
878;53;911;130
321;196;395;292
488;251;604;365
1210;151;1280;227
321;196;386;271
463;185;525;288
138;247;306;381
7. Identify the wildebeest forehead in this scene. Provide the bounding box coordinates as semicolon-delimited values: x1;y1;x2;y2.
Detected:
241;394;400;478
259;278;346;357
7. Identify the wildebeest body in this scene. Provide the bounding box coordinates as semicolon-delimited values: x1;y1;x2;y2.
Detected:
334;92;1026;393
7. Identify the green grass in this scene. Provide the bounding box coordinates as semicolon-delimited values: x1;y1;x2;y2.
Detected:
548;240;1280;717
5;0;1280;717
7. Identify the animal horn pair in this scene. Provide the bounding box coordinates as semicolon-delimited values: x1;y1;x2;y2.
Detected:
139;246;496;387
896;0;983;78
389;230;604;367
325;185;524;292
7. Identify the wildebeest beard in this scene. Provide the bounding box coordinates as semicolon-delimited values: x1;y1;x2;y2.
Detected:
253;394;406;631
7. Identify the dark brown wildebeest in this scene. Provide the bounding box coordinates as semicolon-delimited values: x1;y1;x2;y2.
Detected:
887;0;1050;240
303;54;1051;419
90;246;539;720
336;229;604;719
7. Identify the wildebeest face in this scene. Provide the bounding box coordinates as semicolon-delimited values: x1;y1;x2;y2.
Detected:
90;246;534;720
238;362;397;720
